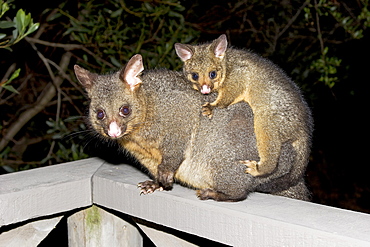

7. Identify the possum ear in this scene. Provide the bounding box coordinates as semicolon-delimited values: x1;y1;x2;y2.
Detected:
213;34;228;59
74;65;97;93
120;54;144;91
175;43;194;61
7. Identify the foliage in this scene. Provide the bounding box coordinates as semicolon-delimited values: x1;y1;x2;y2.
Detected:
0;67;19;93
0;0;39;94
310;47;342;89
0;1;39;173
58;0;200;72
0;4;39;49
185;0;369;91
303;0;370;88
44;117;89;163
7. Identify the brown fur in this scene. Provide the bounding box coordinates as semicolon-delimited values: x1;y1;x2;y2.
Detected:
175;35;313;178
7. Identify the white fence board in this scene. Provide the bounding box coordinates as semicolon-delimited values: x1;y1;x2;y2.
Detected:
0;158;104;226
1;158;370;246
93;162;370;247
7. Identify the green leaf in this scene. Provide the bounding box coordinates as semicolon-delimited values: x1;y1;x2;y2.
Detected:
46;11;62;22
8;68;20;82
52;133;63;139
40;156;50;164
110;56;121;67
111;9;122;18
322;46;329;55
0;33;5;39
24;13;31;28
10;26;18;43
15;9;25;33
0;1;9;18
143;2;154;12
25;23;39;36
169;10;183;20
1;165;15;173
0;20;15;29
2;84;19;94
46;120;55;128
64;116;83;122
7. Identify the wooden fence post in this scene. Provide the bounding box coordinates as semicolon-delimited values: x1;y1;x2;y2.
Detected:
68;205;143;247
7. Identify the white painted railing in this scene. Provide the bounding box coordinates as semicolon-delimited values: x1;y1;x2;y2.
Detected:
1;157;370;246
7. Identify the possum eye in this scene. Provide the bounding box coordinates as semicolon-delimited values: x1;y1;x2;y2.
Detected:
209;71;217;79
119;105;131;117
96;109;105;120
191;72;199;81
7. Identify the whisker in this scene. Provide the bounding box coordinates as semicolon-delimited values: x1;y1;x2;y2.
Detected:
83;134;101;151
63;130;91;141
64;116;86;121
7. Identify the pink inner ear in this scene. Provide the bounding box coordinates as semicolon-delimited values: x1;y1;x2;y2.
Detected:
74;65;95;89
215;46;226;58
122;54;144;90
214;35;228;58
180;49;192;61
126;74;141;89
175;44;193;61
214;43;227;58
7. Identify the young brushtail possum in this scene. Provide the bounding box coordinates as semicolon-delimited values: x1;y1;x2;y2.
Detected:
74;54;310;201
174;34;313;178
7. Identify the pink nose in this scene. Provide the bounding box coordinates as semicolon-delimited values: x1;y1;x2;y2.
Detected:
108;121;122;138
201;85;211;94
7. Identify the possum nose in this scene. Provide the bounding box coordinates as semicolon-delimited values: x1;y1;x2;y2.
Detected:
201;84;211;94
108;121;122;138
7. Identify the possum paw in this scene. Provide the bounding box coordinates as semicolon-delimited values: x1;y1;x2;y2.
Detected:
202;102;214;118
197;189;222;200
138;180;163;195
157;170;174;190
196;189;242;202
240;160;260;176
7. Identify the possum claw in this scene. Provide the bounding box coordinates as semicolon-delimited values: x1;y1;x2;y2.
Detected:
240;160;260;176
138;180;163;195
202;102;214;118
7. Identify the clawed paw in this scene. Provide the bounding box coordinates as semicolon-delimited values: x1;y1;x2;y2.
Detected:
240;160;260;176
202;102;213;118
157;170;174;190
138;180;163;195
196;189;237;202
196;189;217;200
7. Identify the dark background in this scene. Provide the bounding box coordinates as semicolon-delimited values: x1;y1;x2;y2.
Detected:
1;0;369;213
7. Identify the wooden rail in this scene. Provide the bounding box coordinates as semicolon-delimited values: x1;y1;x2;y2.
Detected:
1;157;370;246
